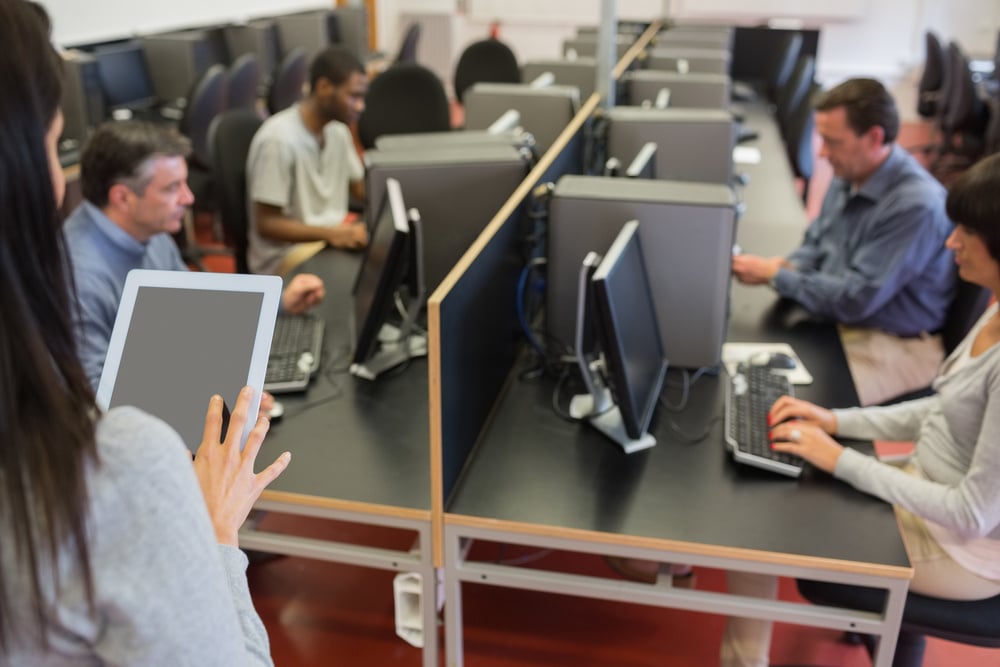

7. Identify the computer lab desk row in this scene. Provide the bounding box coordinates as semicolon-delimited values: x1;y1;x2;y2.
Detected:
433;103;913;667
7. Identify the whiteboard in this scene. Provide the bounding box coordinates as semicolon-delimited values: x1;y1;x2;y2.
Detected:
43;0;330;46
466;0;665;23
671;0;868;23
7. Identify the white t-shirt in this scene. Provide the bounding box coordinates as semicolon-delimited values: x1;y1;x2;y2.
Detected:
246;105;364;274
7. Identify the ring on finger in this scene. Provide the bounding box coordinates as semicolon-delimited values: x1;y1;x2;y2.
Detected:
790;428;801;443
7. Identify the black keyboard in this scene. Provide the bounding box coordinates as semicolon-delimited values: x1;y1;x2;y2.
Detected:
265;314;324;393
725;364;804;477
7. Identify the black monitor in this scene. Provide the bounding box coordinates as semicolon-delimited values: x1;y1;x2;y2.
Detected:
349;178;426;380
625;142;657;179
569;220;667;452
94;41;158;112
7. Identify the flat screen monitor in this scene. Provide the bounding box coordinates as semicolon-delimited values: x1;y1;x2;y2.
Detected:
94;42;157;111
350;177;426;380
625;142;657;179
571;220;667;452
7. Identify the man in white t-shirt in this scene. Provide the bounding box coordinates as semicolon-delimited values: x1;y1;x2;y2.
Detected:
247;45;369;274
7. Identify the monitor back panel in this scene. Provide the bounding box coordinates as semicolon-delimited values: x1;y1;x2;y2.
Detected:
142;31;225;102
645;47;731;75
331;6;369;58
273;10;334;61
365;145;527;292
656;28;734;50
547;175;736;369
463;83;580;155
562;35;633;60
607;107;734;184
626;70;730;109
521;58;599;100
61;50;106;144
224;21;280;82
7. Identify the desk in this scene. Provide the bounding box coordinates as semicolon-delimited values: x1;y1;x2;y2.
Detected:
237;248;438;667
438;111;912;666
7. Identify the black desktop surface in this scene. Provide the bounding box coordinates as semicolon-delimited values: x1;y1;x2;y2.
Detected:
445;280;907;568
257;249;430;510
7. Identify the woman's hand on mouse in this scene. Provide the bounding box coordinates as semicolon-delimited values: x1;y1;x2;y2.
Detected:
193;387;291;546
768;396;837;434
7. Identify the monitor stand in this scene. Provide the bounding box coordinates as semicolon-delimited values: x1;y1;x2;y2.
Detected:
570;387;656;454
350;323;427;380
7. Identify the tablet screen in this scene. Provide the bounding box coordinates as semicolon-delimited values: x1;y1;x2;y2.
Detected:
97;270;281;452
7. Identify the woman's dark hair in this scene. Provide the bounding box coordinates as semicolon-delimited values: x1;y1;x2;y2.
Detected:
946;152;1000;262
0;0;99;650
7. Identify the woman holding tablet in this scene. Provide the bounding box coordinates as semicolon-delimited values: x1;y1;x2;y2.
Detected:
0;3;288;664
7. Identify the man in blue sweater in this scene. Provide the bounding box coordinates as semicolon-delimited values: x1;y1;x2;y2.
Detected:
64;121;325;390
733;78;956;405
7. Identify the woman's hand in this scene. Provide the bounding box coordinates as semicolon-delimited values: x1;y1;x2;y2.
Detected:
769;420;844;474
193;387;291;546
769;396;837;434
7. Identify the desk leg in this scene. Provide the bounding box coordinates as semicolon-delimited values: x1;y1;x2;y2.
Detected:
871;577;908;667
443;527;465;667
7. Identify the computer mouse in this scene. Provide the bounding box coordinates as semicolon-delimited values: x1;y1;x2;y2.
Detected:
765;352;797;370
268;400;285;421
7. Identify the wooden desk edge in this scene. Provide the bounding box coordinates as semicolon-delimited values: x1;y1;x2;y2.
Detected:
444;513;914;581
259;489;431;523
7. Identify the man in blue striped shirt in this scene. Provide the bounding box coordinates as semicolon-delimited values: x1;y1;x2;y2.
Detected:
733;78;955;405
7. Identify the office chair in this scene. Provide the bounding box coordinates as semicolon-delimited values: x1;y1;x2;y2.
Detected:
796;578;1000;667
394;22;421;64
453;38;521;104
225;53;261;112
177;64;230;270
208;109;263;274
916;32;945;119
774;54;815;137
782;82;818;203
267;47;307;115
985;91;1000;156
765;31;802;105
357;63;450;149
931;41;987;173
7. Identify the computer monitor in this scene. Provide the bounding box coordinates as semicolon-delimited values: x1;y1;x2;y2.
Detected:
350;178;426;380
142;30;230;102
625;142;657;179
94;41;158;112
625;71;731;109
273;9;339;61
463;83;580;154
569;220;667;453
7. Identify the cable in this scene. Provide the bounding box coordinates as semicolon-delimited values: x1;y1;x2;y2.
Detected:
516;258;549;359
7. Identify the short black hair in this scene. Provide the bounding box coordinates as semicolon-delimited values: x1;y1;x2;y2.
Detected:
81;121;191;208
814;78;900;144
309;45;364;91
946;152;1000;262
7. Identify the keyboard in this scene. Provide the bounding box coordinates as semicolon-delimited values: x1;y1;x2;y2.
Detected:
264;314;324;393
724;364;804;478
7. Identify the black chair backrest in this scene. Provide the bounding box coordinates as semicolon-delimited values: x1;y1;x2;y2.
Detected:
208;109;263;274
766;31;802;103
784;81;819;184
917;31;945;118
179;64;228;168
985;92;1000;156
357;63;451;149
226;53;260;112
942;41;985;136
775;54;815;134
942;273;991;354
453;38;520;104
267;47;307;115
395;23;421;64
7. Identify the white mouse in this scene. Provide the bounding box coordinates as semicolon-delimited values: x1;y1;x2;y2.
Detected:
268;400;285;420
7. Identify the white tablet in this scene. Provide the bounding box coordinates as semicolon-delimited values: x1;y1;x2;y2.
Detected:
96;269;282;452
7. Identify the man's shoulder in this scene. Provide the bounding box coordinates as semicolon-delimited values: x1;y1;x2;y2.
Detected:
886;148;946;202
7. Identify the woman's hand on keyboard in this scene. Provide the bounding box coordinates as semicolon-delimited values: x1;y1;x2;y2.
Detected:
768;396;837;434
768;421;844;474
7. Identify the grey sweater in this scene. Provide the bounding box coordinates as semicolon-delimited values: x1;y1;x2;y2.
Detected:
2;407;273;666
833;305;1000;547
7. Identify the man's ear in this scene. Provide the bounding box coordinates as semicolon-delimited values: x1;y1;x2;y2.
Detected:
863;124;886;148
106;183;133;211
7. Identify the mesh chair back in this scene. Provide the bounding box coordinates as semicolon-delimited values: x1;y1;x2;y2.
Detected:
208;109;263;274
917;32;945;118
267;47;307;115
226;53;260;112
395;23;421;64
180;64;228;168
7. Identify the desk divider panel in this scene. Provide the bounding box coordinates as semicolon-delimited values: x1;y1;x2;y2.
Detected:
428;21;663;567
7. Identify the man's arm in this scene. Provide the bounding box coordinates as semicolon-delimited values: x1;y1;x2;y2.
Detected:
255;202;367;250
773;200;946;324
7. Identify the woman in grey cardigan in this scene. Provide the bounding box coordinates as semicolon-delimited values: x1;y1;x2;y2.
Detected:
0;2;289;664
723;152;1000;667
